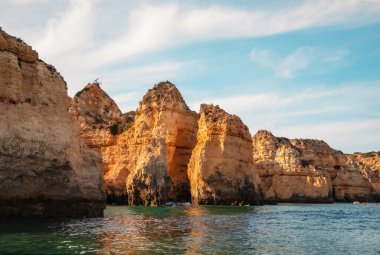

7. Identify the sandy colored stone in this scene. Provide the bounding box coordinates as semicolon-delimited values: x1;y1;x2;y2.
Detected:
0;28;38;62
74;81;198;205
253;130;379;203
125;82;199;205
348;152;380;195
188;104;261;205
69;82;122;148
0;28;105;218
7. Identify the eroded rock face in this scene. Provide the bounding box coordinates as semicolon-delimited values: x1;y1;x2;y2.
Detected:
188;104;261;205
348;152;380;195
0;28;105;217
75;82;198;205
253;130;379;203
125;82;199;205
69;82;122;148
69;82;131;204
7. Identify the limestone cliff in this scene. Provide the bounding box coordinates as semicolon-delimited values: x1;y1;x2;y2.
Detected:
0;28;105;217
349;152;380;194
253;130;379;203
188;104;261;205
69;82;122;148
125;82;199;205
72;81;198;205
68;82;130;204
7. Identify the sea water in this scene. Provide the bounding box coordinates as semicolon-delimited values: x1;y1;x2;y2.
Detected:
0;204;379;254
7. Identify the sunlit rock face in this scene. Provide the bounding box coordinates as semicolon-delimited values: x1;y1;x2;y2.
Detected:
347;152;380;197
125;82;199;205
188;104;261;205
71;81;198;205
253;130;379;203
0;28;105;217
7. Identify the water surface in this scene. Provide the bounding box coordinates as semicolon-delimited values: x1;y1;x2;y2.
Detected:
0;204;379;254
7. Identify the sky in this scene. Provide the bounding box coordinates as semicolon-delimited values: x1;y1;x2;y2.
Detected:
0;0;379;153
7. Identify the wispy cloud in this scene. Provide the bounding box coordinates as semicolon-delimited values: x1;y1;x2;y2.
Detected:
273;119;380;153
1;0;376;90
188;81;380;152
250;47;348;78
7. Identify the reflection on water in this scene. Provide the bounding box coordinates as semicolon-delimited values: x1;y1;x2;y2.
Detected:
0;204;380;254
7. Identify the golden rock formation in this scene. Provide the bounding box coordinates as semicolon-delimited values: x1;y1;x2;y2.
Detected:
125;82;199;205
72;81;198;205
188;104;261;205
0;28;105;217
253;130;379;202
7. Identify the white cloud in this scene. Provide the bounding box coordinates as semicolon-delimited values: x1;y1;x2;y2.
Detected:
35;0;95;61
0;0;373;89
272;119;380;153
188;81;380;152
250;47;348;78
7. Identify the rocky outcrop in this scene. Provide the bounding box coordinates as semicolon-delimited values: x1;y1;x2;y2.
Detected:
72;81;198;205
0;28;105;217
349;152;380;195
253;130;379;203
188;104;261;205
125;82;198;205
69;82;122;148
68;82;130;204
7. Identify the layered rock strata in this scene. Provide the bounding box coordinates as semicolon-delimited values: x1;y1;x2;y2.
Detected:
188;104;261;205
125;82;198;205
68;82;129;204
0;28;105;217
349;152;380;194
72;82;199;205
69;82;122;148
253;130;379;203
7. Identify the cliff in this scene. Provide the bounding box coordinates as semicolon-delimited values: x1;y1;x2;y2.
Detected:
253;130;379;203
0;28;105;217
125;82;199;205
349;152;380;194
69;82;122;148
72;81;199;205
188;104;261;205
68;82;130;204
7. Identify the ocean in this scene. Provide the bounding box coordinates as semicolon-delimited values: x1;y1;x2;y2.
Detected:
0;204;379;254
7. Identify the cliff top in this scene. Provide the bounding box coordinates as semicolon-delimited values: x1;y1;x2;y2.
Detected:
200;104;244;123
0;27;38;62
139;81;191;112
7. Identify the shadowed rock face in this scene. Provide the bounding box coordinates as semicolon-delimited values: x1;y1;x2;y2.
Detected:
188;104;261;205
253;130;379;203
68;82;130;204
0;28;105;218
69;82;122;148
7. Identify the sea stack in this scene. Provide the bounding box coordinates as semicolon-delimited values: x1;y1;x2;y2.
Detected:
0;28;105;217
125;82;199;205
188;104;261;205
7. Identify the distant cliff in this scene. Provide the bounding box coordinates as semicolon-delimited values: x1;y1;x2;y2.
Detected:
252;130;379;203
0;28;105;217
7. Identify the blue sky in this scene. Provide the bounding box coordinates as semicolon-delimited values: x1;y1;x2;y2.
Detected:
1;0;379;152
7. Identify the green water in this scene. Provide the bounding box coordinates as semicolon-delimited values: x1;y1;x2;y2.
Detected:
0;204;379;254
